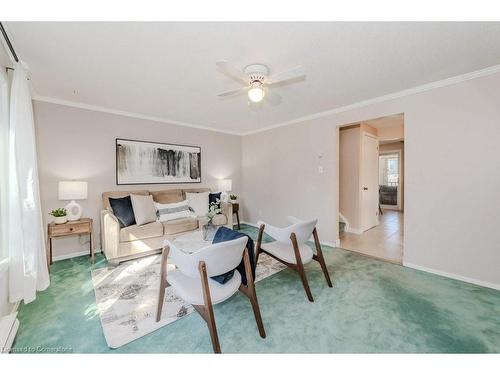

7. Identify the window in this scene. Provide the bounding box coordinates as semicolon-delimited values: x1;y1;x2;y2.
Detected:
379;153;399;187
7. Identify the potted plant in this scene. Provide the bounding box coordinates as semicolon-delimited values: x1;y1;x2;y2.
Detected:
229;194;238;204
50;208;68;224
202;201;221;241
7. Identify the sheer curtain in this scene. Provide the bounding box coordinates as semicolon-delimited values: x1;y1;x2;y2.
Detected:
8;62;49;304
0;68;9;264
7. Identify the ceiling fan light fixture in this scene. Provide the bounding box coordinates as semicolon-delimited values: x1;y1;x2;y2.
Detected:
248;82;265;103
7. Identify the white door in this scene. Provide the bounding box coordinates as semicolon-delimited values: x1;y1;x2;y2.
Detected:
361;133;379;231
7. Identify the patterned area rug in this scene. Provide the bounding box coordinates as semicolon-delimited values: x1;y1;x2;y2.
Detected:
91;253;286;348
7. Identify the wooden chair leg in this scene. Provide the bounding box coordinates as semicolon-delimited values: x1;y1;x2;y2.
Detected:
240;248;266;338
156;245;170;322
198;261;221;353
255;224;265;265
290;233;314;302
312;228;333;287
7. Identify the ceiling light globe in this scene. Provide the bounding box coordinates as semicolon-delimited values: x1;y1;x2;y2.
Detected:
248;86;265;103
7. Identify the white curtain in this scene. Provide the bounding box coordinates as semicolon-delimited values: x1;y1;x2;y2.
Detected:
0;68;9;263
7;62;49;304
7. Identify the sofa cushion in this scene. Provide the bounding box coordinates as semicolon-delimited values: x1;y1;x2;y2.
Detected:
119;221;164;242
212;214;227;226
102;190;149;211
150;189;183;204
109;196;136;228
182;188;210;199
130;194;157;226
163;217;198;235
156;199;196;222
186;191;210;216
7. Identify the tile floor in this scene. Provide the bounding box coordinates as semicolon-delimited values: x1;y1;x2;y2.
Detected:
340;210;403;263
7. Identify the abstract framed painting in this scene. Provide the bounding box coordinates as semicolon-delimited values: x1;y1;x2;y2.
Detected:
116;138;201;185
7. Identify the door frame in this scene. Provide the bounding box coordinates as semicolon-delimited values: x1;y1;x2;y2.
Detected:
379;149;402;211
335;113;405;264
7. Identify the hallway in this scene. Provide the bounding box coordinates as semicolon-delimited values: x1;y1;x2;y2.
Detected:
340;210;403;263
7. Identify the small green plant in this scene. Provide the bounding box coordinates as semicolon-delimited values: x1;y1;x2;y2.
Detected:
229;194;238;200
50;208;67;217
206;201;221;224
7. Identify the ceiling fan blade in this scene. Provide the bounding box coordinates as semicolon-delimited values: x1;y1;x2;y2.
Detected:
267;66;306;87
216;61;248;84
265;90;282;106
217;86;248;98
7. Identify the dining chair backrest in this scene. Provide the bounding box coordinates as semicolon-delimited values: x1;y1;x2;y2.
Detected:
258;218;317;244
168;236;248;278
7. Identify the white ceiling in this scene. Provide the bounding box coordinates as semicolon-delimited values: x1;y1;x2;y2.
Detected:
5;22;500;134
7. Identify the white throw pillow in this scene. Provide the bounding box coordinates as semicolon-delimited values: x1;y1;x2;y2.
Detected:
186;192;210;217
130;194;157;226
155;200;196;222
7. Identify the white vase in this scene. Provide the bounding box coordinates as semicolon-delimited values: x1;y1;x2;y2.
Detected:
230;199;237;204
54;216;68;225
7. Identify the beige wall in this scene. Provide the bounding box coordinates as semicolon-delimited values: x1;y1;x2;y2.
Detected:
338;123;378;230
378;123;404;141
242;71;500;288
360;123;378;136
34;101;242;259
379;141;405;211
339;127;361;229
241;117;338;245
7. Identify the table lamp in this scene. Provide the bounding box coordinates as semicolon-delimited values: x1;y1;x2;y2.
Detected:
58;181;88;221
218;179;232;203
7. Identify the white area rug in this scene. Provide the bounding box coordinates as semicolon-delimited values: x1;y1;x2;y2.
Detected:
91;253;286;348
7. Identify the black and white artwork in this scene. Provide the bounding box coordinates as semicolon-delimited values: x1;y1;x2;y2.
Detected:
116;138;201;185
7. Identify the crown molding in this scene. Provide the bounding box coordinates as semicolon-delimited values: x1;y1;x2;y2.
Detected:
32;95;242;136
241;63;500;136
33;63;500;137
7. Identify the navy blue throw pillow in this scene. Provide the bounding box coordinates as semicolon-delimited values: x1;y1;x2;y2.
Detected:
209;192;222;208
109;196;136;228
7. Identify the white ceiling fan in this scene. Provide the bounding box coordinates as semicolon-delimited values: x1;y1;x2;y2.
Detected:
216;61;306;105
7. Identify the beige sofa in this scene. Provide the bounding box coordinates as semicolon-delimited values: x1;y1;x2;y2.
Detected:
100;188;233;263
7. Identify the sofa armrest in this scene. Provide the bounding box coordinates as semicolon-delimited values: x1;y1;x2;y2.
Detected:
220;202;233;229
100;209;120;260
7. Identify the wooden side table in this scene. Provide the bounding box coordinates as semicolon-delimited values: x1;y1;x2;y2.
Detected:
232;203;240;230
47;218;94;267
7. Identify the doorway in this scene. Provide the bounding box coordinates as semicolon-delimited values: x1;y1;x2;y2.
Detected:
379;151;401;210
337;114;405;264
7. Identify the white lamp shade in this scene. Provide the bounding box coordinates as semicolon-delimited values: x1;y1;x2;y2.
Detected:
58;181;88;200
218;179;232;192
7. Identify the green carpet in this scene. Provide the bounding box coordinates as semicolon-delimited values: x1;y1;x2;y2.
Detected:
12;224;500;353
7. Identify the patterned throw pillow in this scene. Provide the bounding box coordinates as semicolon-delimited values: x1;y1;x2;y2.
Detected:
155;199;196;222
209;192;222;208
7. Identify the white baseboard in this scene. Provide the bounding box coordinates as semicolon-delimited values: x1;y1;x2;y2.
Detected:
403;262;500;291
11;301;20;315
345;227;364;235
52;249;102;262
0;312;19;353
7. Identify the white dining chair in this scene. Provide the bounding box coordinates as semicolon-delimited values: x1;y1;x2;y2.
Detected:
156;236;266;353
255;216;332;302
